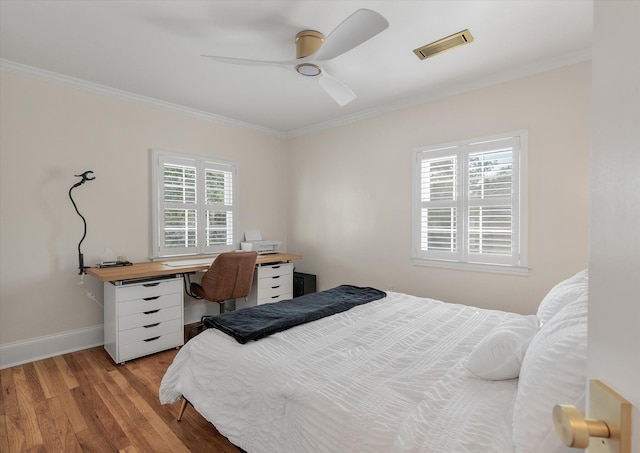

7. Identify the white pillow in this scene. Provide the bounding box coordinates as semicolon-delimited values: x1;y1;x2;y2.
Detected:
512;298;588;453
465;315;539;380
536;269;588;326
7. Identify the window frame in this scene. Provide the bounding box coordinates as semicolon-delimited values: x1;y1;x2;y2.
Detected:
151;149;239;259
412;130;528;275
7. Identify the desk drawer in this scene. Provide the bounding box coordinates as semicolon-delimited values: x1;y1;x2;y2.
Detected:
119;318;182;345
257;279;293;299
257;273;293;291
116;279;182;302
257;263;293;279
118;331;183;363
119;305;182;331
118;293;181;317
258;292;293;305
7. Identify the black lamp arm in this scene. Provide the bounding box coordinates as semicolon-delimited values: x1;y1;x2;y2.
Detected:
68;171;95;275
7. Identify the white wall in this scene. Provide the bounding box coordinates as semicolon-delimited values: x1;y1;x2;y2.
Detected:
0;60;593;367
588;1;640;448
288;62;591;315
0;72;289;346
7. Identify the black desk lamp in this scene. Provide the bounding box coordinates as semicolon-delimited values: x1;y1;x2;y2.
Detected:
68;171;95;274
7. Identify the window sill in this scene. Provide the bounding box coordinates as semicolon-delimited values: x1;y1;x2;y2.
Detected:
412;258;530;276
150;252;213;261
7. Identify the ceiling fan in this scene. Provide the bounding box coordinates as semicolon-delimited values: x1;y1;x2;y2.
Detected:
202;9;389;107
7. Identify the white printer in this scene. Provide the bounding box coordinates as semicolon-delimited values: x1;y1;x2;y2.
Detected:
240;230;281;254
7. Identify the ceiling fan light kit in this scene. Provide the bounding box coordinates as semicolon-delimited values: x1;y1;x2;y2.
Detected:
296;63;322;76
414;29;474;60
202;9;389;106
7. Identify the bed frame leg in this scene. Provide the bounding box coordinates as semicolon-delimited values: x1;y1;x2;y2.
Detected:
177;398;190;421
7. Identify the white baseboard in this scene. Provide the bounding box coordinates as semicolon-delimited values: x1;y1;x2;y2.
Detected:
0;325;104;370
0;312;222;370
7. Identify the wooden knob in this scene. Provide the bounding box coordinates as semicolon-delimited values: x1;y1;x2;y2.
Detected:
553;404;610;448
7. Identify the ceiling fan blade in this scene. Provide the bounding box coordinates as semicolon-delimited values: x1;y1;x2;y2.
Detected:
202;54;299;70
319;70;356;106
313;9;389;62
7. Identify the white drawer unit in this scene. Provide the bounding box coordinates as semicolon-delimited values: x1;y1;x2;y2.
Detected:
104;276;183;364
250;262;293;306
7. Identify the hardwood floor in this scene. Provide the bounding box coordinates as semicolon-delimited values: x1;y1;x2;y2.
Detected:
0;327;240;452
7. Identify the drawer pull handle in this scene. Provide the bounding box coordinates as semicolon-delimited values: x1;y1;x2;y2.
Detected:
143;282;160;287
143;323;160;328
143;309;160;315
272;266;281;269
143;296;160;301
271;276;281;280
144;336;160;342
271;295;279;299
271;285;280;289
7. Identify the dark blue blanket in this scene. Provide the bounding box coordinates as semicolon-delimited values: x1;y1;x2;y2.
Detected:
203;285;386;344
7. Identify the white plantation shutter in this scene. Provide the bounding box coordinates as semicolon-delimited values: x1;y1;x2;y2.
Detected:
413;132;527;273
204;164;235;251
152;150;238;258
163;162;197;253
466;137;519;265
419;153;458;259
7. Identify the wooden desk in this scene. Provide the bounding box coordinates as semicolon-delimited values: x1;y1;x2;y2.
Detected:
88;252;302;364
86;252;302;283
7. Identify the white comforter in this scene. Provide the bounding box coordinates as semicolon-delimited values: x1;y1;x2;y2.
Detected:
160;291;523;453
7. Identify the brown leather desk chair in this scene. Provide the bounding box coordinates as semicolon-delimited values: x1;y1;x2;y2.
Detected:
190;251;258;315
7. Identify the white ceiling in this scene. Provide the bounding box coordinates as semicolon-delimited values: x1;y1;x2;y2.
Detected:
0;1;593;136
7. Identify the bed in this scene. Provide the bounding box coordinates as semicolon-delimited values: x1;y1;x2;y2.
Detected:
160;271;589;453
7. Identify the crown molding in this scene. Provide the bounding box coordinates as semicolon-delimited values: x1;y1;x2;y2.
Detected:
2;49;591;140
0;59;287;139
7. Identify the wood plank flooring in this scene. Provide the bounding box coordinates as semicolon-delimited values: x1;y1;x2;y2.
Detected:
0;327;240;453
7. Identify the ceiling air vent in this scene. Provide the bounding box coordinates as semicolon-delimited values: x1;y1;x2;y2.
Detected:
413;29;474;60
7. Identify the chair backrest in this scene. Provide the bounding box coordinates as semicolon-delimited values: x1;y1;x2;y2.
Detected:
197;251;258;302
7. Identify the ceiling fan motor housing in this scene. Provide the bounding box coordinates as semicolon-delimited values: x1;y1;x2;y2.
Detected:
295;30;324;58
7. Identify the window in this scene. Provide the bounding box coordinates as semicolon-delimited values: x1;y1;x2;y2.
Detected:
412;131;528;275
151;150;238;258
